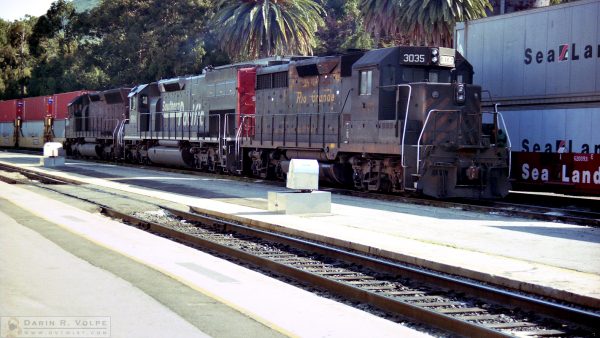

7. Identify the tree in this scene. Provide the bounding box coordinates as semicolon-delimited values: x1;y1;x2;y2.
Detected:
212;0;325;59
0;18;36;98
316;0;374;54
359;0;401;42
27;0;82;95
77;0;214;87
360;0;492;47
400;0;491;46
29;0;77;57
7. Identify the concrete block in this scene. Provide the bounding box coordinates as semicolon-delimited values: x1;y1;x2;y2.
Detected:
40;156;65;167
268;191;331;215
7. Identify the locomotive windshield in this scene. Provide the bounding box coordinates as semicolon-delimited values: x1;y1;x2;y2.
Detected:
401;66;452;84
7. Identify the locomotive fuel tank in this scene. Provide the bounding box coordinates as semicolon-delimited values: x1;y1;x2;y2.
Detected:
76;143;101;158
147;146;194;167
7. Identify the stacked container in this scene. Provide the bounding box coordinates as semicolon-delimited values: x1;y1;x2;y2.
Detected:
19;90;88;148
0;100;20;147
21;96;51;148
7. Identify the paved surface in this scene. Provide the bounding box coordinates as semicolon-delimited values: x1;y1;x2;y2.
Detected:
0;201;211;338
0;179;427;337
1;151;599;309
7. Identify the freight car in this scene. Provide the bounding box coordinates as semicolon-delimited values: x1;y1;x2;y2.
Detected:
455;0;600;195
0;90;89;149
63;46;511;199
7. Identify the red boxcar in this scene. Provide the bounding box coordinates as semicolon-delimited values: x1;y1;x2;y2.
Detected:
50;90;89;119
22;96;51;121
0;100;19;123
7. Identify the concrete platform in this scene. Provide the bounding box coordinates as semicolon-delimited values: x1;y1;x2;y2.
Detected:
0;201;210;338
0;176;427;336
0;151;599;310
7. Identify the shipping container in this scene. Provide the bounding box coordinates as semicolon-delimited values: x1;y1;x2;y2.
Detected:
455;0;600;194
22;96;51;121
455;0;600;102
0;100;18;123
19;121;45;148
0;122;15;147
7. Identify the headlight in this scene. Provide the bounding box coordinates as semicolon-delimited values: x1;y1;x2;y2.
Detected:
455;84;466;104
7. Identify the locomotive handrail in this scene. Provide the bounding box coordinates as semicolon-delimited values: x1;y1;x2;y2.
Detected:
384;84;412;169
73;116;119;139
234;114;257;172
248;111;343;149
416;109;461;176
483;109;512;177
496;111;512;177
141;110;219;142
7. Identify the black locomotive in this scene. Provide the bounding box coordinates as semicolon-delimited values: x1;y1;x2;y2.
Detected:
65;46;511;198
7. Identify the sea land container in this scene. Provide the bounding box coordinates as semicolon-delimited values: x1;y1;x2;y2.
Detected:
455;0;600;194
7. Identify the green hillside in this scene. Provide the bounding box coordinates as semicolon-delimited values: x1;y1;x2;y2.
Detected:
71;0;99;12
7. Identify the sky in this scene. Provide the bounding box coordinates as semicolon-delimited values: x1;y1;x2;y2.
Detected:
0;0;57;21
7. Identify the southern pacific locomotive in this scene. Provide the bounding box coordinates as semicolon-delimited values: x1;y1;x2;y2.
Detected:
4;46;512;198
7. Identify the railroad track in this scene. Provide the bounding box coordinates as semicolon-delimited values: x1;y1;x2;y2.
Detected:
109;206;598;337
0;163;597;337
0;162;80;185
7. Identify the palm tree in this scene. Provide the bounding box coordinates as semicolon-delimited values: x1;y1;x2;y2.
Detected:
212;0;325;59
400;0;492;46
359;0;402;40
360;0;492;47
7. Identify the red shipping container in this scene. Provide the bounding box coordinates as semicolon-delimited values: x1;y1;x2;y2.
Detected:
50;90;89;119
0;100;19;123
22;96;51;121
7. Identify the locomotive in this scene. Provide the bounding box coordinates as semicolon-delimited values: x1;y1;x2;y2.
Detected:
61;46;511;198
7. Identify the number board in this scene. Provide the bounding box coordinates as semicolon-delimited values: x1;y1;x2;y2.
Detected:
399;47;431;65
439;55;455;67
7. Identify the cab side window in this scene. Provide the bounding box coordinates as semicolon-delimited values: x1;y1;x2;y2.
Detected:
359;70;373;95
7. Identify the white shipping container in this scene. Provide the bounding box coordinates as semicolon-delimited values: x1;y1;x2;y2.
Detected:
455;0;600;101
